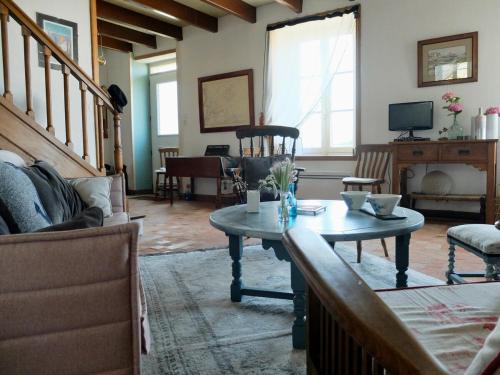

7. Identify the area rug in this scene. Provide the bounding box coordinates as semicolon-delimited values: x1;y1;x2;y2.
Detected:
139;244;443;374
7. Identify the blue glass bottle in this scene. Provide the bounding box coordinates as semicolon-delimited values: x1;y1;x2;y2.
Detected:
288;182;297;218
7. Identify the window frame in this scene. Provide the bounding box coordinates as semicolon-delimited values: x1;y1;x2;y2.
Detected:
269;7;361;161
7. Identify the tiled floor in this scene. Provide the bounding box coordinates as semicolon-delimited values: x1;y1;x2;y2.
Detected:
129;196;485;282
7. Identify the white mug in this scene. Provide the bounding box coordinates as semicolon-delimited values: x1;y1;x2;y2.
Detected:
246;190;260;213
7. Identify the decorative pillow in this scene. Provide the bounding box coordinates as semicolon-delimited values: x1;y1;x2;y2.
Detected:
36;207;104;232
0;162;52;233
69;176;113;217
21;161;87;224
465;318;500;375
0;150;27;167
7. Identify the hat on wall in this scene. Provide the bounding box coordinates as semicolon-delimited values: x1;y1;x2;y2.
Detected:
108;84;128;113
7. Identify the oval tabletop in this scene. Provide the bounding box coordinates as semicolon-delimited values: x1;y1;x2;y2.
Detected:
209;200;424;242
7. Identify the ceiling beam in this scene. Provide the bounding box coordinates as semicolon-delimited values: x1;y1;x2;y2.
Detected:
201;0;256;23
275;0;302;13
98;20;157;49
96;0;182;40
131;0;218;33
101;35;133;53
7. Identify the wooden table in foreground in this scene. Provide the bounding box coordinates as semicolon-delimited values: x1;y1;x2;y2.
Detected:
209;200;425;349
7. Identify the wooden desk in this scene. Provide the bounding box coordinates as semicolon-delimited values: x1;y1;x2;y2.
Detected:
164;156;230;208
391;140;497;223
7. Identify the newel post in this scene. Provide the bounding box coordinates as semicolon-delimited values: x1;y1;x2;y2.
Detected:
113;110;123;174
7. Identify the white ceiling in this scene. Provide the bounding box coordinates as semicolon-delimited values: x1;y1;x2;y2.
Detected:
104;0;275;27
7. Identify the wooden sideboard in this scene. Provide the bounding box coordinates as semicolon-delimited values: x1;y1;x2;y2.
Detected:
391;140;497;223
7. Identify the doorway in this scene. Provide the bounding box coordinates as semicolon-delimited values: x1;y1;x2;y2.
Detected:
150;69;179;174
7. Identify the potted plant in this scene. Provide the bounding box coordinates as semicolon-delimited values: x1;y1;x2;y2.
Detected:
442;92;464;139
259;158;297;222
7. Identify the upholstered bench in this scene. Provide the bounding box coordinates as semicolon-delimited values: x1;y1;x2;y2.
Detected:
447;224;500;284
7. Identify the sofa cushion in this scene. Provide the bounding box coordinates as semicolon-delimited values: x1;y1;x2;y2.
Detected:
69;176;113;218
448;224;500;254
21;161;87;224
103;212;129;227
36;207;104;232
0;162;52;233
0;150;27;167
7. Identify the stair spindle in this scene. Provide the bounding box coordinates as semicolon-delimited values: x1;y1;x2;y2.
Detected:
43;46;53;133
113;111;123;174
21;25;33;117
80;81;89;161
62;64;72;149
0;5;11;101
96;98;104;172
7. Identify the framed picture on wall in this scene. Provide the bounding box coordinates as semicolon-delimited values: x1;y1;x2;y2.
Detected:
36;13;78;70
418;32;478;87
198;69;255;133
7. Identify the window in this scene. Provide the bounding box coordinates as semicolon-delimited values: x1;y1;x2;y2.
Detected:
150;60;177;75
264;7;359;156
156;81;179;135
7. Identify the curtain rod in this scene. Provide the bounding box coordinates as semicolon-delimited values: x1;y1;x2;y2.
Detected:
266;4;360;32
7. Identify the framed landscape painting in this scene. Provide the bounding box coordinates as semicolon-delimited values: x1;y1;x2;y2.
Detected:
418;32;478;87
37;13;78;70
198;69;255;133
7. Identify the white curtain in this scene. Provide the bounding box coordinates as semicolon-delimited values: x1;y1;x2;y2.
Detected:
263;13;356;132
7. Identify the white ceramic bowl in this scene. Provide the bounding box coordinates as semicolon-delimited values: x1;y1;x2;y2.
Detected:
340;191;370;210
366;194;402;216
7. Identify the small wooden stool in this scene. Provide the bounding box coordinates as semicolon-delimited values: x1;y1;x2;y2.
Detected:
446;224;500;284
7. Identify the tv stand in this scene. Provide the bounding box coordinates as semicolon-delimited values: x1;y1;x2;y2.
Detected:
394;130;430;142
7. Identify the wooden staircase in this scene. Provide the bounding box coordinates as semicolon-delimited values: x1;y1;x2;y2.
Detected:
0;0;122;177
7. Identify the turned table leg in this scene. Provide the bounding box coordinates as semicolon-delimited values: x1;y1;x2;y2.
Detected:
291;260;306;349
395;234;411;288
229;234;243;302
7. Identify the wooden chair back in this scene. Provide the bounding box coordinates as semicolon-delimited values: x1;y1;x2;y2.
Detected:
354;144;392;179
235;126;299;160
159;147;179;168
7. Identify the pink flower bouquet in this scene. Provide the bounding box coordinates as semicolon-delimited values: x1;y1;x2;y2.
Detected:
442;92;463;116
485;107;500;115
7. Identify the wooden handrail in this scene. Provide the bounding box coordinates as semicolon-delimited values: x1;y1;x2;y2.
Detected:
283;227;449;375
0;0;112;110
0;0;123;174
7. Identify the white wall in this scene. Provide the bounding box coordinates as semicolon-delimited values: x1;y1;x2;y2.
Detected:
0;0;97;165
99;49;135;189
177;0;500;208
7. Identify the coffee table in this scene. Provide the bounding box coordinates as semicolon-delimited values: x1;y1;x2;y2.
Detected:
209;200;424;349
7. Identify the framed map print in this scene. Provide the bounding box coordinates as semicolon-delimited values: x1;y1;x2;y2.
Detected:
198;69;255;133
36;13;78;70
418;32;478;87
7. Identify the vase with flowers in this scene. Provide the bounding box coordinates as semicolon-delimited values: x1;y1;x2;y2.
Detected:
258;158;297;222
442;92;464;140
485;107;500;139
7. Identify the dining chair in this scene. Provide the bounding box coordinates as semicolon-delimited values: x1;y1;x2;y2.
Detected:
231;126;305;203
155;147;180;199
343;144;392;262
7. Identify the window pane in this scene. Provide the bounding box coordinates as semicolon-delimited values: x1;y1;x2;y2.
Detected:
157;81;178;135
299;40;321;77
331;72;354;111
300;77;321;114
330;111;354;148
300;113;322;149
331;34;354;73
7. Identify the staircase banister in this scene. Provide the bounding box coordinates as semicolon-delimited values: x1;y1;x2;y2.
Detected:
0;0;114;111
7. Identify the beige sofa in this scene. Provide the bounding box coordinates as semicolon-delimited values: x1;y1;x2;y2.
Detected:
0;174;148;374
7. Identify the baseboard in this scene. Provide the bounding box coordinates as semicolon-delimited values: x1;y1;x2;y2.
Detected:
128;189;154;195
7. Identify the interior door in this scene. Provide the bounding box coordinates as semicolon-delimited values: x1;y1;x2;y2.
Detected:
150;71;179;174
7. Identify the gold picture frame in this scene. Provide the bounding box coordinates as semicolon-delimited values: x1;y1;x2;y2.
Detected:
418;32;478;87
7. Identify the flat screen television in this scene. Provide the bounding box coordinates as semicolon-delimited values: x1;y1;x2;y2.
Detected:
389;101;433;137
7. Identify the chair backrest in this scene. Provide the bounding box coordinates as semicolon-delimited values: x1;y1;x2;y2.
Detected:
159;147;179;168
235;126;300;160
354;144;392;180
